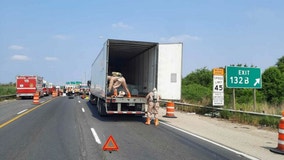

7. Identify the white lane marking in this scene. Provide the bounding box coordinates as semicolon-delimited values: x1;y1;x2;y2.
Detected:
17;109;28;115
82;108;85;112
78;101;81;103
160;121;259;160
91;128;101;144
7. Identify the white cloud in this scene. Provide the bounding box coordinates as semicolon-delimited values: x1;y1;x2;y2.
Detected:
11;54;30;61
112;22;132;29
9;45;24;50
45;57;59;61
53;34;67;40
160;34;201;42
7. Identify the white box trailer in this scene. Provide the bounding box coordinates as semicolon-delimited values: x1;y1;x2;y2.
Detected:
89;39;182;116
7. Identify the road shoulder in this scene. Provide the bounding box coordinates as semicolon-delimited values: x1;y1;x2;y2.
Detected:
158;107;283;160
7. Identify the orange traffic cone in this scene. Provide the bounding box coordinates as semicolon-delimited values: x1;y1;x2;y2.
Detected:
163;101;177;118
270;111;284;155
33;92;40;105
52;91;57;98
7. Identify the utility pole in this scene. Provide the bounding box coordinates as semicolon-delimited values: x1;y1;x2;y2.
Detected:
85;72;86;83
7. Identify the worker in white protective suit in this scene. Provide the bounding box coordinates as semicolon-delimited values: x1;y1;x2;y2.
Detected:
107;72;131;98
145;88;161;126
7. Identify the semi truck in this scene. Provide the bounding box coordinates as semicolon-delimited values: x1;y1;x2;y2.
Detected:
16;75;44;99
89;39;182;116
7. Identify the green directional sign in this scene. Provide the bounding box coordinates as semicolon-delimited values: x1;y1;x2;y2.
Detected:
75;81;82;85
226;66;262;88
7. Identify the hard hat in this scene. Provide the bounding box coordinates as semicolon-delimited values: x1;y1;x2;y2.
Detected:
153;88;156;92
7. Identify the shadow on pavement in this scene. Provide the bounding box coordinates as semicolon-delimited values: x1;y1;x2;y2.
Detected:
85;100;145;123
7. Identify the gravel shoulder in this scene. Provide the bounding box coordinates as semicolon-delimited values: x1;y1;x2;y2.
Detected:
158;107;283;160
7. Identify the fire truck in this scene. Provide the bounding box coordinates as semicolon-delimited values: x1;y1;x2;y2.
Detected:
42;80;54;96
48;83;56;95
16;75;44;99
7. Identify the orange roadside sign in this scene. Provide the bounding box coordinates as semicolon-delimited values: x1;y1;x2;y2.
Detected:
102;135;119;151
213;68;224;75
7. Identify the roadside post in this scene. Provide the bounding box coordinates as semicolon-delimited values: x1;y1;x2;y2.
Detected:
212;68;224;117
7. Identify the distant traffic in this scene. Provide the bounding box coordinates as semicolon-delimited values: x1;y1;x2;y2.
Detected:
16;75;89;99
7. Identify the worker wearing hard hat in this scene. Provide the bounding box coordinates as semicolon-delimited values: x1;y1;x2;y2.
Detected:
108;72;131;98
145;88;161;126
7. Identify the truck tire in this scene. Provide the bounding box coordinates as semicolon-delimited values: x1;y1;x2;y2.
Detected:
97;98;107;116
89;94;96;105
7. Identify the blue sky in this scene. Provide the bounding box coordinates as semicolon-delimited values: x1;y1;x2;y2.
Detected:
1;0;284;85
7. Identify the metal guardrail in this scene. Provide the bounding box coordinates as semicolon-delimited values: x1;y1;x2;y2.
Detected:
0;94;16;99
0;96;281;118
161;100;282;118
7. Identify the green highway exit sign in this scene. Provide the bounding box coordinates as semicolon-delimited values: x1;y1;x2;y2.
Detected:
226;66;262;88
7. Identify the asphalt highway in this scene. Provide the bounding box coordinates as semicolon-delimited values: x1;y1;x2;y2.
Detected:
0;96;253;160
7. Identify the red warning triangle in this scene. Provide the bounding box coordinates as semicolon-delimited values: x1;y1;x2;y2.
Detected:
102;135;119;151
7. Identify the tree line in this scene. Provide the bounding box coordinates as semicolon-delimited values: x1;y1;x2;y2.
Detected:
182;56;284;109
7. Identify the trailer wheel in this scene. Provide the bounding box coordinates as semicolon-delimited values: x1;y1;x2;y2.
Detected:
89;94;96;105
97;98;107;116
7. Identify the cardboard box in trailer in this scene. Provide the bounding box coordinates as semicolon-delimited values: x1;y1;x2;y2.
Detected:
16;75;44;98
89;39;182;116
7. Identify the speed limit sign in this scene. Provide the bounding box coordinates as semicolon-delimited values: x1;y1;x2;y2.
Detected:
213;68;224;106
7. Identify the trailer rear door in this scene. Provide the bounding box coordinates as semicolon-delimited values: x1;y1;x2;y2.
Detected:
158;43;182;100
